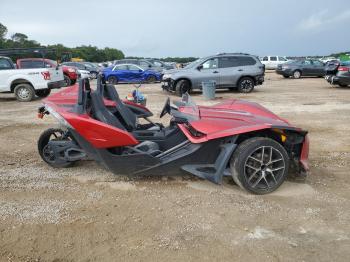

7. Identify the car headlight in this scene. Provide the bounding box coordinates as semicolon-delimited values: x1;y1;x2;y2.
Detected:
162;74;172;80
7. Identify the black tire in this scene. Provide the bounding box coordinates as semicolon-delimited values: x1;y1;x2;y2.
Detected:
146;75;157;83
175;79;191;96
64;75;72;86
230;137;289;194
38;128;74;168
71;79;77;85
237;77;255;93
293;70;301;79
35;89;51;98
14;83;35;102
283;75;289;79
90;72;98;79
108;76;118;85
339;84;348;87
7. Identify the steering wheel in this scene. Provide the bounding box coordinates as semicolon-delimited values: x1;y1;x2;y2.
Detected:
160;97;171;118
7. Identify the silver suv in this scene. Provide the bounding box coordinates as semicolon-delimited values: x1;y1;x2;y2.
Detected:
162;53;265;96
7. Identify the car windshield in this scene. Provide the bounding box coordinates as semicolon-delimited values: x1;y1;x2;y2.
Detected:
184;58;205;69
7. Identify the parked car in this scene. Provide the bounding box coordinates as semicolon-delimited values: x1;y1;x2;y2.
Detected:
103;64;162;84
276;59;325;79
162;53;265;96
324;60;341;75
62;62;99;79
114;59;163;72
146;59;176;70
325;61;350;87
0;56;65;101
16;58;78;86
319;57;338;64
260;56;289;70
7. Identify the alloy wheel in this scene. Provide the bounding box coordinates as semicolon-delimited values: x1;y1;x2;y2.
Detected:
244;146;285;190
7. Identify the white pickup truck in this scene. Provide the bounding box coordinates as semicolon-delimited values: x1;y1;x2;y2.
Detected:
0;56;65;102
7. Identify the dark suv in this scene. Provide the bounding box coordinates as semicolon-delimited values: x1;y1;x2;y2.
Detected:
161;53;265;96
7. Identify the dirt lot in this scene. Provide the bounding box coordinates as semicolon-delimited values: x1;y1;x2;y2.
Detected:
0;72;350;262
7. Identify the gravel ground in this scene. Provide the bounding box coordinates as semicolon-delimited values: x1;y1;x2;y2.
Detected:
0;72;350;261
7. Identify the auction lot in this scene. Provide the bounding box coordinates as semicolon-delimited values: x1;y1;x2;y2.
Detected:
1;72;350;261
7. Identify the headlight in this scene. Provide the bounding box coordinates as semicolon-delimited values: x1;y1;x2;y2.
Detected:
162;74;172;80
46;106;73;128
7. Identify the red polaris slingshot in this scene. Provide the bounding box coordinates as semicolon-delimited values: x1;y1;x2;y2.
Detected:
37;77;309;194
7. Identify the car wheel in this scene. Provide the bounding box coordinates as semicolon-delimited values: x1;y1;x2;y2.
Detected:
90;72;98;79
35;89;51;98
175;80;191;96
283;75;289;78
230;137;289;194
146;75;157;83
293;70;301;79
108;76;118;85
14;84;35;102
38;128;75;168
339;84;348;87
64;75;72;86
71;79;76;85
237;77;255;93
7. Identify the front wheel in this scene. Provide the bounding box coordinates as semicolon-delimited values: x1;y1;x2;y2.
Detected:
64;75;72;86
146;75;157;83
230;137;289;194
38;128;75;168
35;89;51;98
175;80;191;96
237;77;255;93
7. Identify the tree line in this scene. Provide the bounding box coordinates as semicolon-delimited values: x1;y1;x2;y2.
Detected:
0;22;198;63
0;22;124;62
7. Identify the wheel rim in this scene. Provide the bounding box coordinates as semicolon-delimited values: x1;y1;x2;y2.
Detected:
109;77;116;84
240;80;253;92
17;87;30;99
41;131;67;164
244;146;285;190
148;76;156;83
294;71;300;78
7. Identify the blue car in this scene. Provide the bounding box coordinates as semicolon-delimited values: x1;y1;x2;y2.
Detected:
103;64;162;84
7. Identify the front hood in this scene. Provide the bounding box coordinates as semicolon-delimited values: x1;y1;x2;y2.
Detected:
187;99;291;139
163;68;190;74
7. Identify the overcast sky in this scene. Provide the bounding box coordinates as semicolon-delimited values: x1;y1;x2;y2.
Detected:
1;0;349;58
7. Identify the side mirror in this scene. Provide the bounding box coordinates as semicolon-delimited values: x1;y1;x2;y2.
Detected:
197;65;203;71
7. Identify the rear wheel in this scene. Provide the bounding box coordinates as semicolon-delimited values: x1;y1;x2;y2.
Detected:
175;79;191;96
38;128;75;168
35;89;51;98
230;137;289;194
108;76;118;85
293;70;301;79
14;84;35;102
237;77;255;93
146;75;157;83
